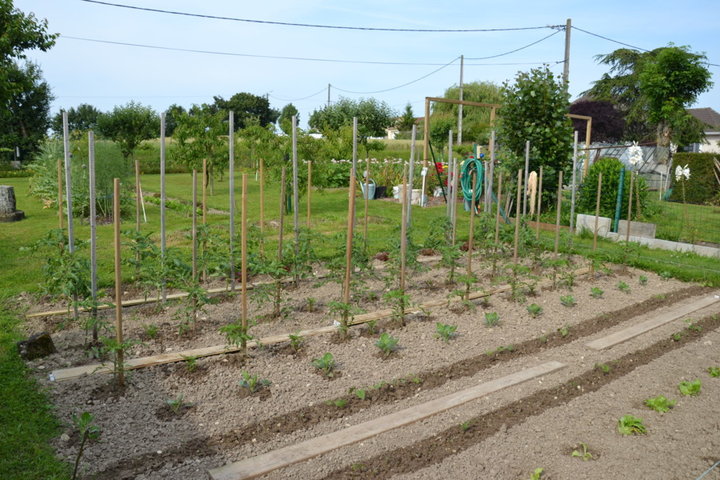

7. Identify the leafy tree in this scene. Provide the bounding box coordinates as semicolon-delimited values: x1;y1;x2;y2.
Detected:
50;103;102;135
569;100;625;143
308;97;395;158
396;103;415;132
211;92;279;130
172;106;229;190
164;103;186;137
278;103;299;135
586;45;712;146
433;81;502;144
499;66;573;199
0;0;57;163
96;101;159;161
1;61;52;163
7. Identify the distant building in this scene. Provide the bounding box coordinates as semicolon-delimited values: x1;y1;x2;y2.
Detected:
686;107;720;153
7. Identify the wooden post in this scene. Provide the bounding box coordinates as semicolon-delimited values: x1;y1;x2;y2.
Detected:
88;131;98;340
57;113;64;229
583;117;592;179
451;161;459;247
536;166;543;240
447;129;453;218
466;170;476;301
259;158;265;255
593;172;602;251
135;158;141;232
494;172;503;245
113;178;124;387
202;158;208;225
241;174;248;353
278;167;286;264
352;117;358;179
569;131;579;235
229;111;236;292
192;170;198;285
342;169;357;307
423;98;430;168
523;141;530;216
363;156;370;250
306;160;312;230
626;172;634;242
160;113;167;301
554;171;563;255
291;116;299;266
399;169;408;296
513;169;522;264
406;126;416;227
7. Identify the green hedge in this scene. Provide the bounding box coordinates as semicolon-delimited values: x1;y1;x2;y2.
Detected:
669;152;719;205
0;170;32;178
577;157;648;219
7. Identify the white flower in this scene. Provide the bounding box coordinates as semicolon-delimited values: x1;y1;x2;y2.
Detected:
675;164;690;181
628;142;643;167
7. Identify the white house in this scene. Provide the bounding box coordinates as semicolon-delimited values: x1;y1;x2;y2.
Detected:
687;107;720;153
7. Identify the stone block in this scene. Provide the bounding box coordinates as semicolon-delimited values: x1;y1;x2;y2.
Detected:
17;332;57;360
617;220;656;239
576;214;611;236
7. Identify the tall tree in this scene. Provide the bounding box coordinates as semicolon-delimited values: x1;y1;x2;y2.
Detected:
499;66;573;199
278;103;299;135
50;103;102;135
212;92;279;130
396;103;415;132
0;0;57;163
569;100;625;143
96;102;159;161
586;45;712;146
163;103;186;137
308;97;395;157
433;81;502;144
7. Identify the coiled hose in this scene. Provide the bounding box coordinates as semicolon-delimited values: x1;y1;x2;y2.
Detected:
460;157;484;204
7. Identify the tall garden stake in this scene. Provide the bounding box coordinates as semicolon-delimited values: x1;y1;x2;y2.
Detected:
229;111;236;292
363;156;370;251
536;166;543;240
554;170;563;255
241;173;248;354
160;113;167;301
192;170;198;325
626;172;634;242
593;172;602;252
513;169;522;264
341;168;357;331
62;111;79;322
113;178;124;388
465;169;476;301
259;158;265;255
88;131;98;341
307;160;312;230
292;115;300;285
494;172;503;246
399;168;408;323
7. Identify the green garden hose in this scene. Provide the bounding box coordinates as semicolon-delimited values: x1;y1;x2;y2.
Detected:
460;157;484;202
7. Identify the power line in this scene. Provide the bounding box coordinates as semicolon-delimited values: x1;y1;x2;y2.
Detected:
268;87;327;102
466;29;562;60
332;57;459;95
80;0;560;33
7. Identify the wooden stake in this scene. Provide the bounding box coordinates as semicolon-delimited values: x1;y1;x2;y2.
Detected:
400;168;408;295
202;157;208;225
58;111;67;229
306;160;312;230
626;171;634;242
466;170;476;301
523;141;530;216
278;167;286;264
451;161;459;247
192;170;198;284
229;112;236;292
494;172;502;245
259;158;265;255
291;115;299;268
536;166;543;240
160;113;167;301
554;171;563;255
593;172;602;251
135;158;141;232
113;178;124;387
343;169;357;306
88;131;98;340
363;156;370;250
62;112;78;322
513;169;522;264
241;174;248;352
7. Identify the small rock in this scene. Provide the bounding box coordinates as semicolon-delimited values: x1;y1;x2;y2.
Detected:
17;332;57;360
60;433;70;442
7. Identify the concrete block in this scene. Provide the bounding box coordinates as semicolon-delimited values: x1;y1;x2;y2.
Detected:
576;214;611;236
617;220;656;239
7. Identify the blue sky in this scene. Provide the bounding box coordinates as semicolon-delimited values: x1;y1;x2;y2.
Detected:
15;0;720;129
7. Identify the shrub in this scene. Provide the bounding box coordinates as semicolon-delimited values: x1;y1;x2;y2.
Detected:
577;157;648;219
668;152;719;205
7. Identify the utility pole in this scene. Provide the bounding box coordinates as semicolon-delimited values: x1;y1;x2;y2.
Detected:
457;55;464;145
563;18;571;86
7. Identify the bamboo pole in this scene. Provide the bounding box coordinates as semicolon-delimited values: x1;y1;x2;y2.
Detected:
113;178;124;387
241;174;248;353
259;158;265;255
626;171;634;242
88;131;98;340
593;172;602;251
536;166;543;240
229;111;236;292
342;169;357;307
363;156;370;249
160;113;167;301
306;160;312;230
494;172;502;245
513;169;522;264
554;171;563;255
466;170;476;301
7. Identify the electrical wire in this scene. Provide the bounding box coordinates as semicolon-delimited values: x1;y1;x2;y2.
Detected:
268;87;327;102
332;57;459;94
466;29;561;60
80;0;559;33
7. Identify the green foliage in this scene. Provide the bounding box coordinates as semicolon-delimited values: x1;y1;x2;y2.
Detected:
484;312;500;327
239;371;271;393
181;355;198;373
278;103;299;135
529;467;545;480
219;320;253;350
50;103;101;135
595;363;611;374
375;333;400;358
617;281;630;293
165;394;191;414
526;303;543;317
354;388;367;400
617;415;647;435
571;442;593;461
435;323;458;343
577;157;648;219
678;379;702;396
97;101;159;161
708;366;720;378
638;275;648;285
558;325;570;338
212;92;279;130
396;103;415;132
590;287;604;298
311;352;337;377
172;106;229;181
644;395;676;413
288;332;304;352
560;295;576;307
383;289;411;325
499;66;573;201
668;153;720;204
71;411;101;480
432;81;502;145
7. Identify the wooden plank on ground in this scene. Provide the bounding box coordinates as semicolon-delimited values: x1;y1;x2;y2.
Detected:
208;361;566;480
586;293;720;350
49;268;588;382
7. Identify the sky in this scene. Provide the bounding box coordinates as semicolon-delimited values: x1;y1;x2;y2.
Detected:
13;0;720;129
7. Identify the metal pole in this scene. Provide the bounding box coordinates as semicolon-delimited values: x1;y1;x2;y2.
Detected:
554;170;563;255
88;130;98;336
447;129;453;218
406;125;416;228
113;178;124;387
62;111;74;252
229;111;236;292
57;112;64;229
241;173;248;349
563;18;571;86
593;172;602;251
307;161;312;229
423;98;430;168
536;166;543;239
160;113;167;301
626;172;634;242
570;131;578;234
327;83;331;107
513;169;522;263
192;170;198;284
523;140;530;216
134;157;140;232
457;54;464;145
292;115;299;262
259;158;265;254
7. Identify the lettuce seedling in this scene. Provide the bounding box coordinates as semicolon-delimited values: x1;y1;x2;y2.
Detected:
644;395;676;413
678;379;702;396
617;415;647;435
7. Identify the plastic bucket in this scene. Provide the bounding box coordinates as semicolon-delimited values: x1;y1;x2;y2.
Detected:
361;179;376;200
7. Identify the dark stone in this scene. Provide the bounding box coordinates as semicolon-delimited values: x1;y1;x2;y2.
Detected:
374;185;387;198
0;185;24;222
17;332;57;360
